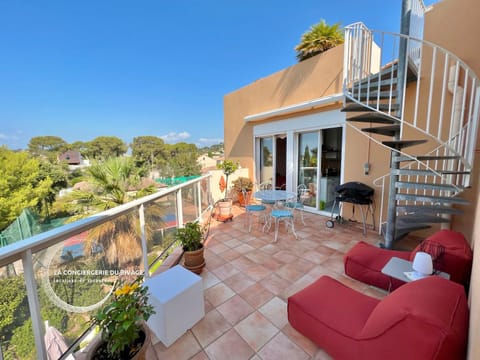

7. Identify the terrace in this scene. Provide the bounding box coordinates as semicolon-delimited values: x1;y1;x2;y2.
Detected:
0;175;406;359
140;207;393;360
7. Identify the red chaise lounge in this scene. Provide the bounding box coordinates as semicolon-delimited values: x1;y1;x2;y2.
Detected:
344;229;473;291
287;275;469;360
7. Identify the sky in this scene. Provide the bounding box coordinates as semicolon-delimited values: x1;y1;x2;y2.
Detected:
0;0;437;150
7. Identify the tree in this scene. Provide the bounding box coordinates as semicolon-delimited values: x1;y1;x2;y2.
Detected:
69;141;90;157
0;147;52;230
28;136;68;161
87;136;127;160
295;19;344;62
69;157;158;265
36;160;69;216
163;143;201;177
131;136;167;170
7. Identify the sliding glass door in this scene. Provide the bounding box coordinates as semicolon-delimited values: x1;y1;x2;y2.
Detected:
298;132;319;208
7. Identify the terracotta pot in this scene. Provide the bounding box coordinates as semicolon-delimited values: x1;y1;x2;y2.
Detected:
85;322;151;360
237;191;251;206
217;199;232;217
183;245;205;274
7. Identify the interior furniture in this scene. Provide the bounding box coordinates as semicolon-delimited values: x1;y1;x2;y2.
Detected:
143;265;204;347
287;275;469;360
344;229;473;291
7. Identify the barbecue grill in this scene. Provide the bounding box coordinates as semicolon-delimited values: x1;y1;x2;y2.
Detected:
325;181;375;235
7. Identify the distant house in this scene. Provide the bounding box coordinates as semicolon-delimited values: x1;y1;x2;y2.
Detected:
197;154;223;172
58;150;82;165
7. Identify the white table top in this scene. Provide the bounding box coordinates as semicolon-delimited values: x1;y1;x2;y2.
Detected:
254;190;296;201
381;256;450;283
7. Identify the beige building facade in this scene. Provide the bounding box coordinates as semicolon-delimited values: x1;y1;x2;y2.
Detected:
224;0;480;358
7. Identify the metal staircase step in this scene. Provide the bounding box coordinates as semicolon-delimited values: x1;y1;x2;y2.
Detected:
383;139;427;150
396;214;451;224
341;103;400;112
395;193;469;204
346;90;398;101
392;168;470;176
350;78;398;90
396;204;463;215
395;181;463;192
393;155;461;162
381;222;431;242
346;112;398;124
362;125;400;137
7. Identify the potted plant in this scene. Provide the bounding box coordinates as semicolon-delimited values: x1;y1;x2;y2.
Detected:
232;177;254;206
174;221;207;274
216;160;239;219
87;277;155;360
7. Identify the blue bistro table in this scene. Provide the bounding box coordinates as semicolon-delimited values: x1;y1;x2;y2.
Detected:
253;190;298;241
253;190;296;203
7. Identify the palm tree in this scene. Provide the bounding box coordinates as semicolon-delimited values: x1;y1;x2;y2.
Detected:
295;19;344;62
70;157;158;266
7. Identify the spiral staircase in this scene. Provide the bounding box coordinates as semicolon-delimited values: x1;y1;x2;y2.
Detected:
342;22;480;248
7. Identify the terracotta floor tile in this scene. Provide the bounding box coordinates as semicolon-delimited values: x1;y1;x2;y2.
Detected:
260;273;291;296
230;256;256;272
258;296;288;329
272;250;299;264
209;243;230;255
281;323;319;356
222;272;256;293
217;248;242;261
191;309;231;347
211;262;240;281
205;328;255;360
201;269;221;289
234;311;279;351
276;262;306;282
224;238;243;248
239;282;275;309
234;243;256;254
189;350;209;360
257;331;309;360
242;264;271;282
217;294;255;325
152;330;201;360
204;282;235;307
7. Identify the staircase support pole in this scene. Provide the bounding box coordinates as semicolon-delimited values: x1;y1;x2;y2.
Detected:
384;0;412;248
385;150;399;249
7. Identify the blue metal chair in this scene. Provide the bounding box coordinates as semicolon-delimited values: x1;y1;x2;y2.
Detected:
265;208;297;242
285;184;308;225
242;189;267;232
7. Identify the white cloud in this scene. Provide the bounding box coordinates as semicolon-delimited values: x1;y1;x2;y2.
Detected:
198;137;223;144
0;133;7;139
160;131;191;143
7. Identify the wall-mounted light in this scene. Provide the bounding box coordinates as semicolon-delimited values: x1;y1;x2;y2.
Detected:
363;162;370;175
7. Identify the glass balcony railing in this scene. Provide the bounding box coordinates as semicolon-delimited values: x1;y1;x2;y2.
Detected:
0;174;211;360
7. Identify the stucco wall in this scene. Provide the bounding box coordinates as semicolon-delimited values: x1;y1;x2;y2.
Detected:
224;44;344;176
416;0;480;358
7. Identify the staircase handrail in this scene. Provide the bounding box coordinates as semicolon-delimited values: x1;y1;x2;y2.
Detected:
344;23;480;175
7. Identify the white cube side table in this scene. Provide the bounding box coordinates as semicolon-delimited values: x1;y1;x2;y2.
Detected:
143;265;205;347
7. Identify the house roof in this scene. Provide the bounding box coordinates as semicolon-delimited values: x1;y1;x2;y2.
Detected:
58;150;82;165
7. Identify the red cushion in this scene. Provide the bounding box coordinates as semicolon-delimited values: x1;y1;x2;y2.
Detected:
409;229;473;286
344;241;410;291
288;275;469;360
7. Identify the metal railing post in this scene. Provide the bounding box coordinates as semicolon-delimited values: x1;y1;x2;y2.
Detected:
22;249;48;360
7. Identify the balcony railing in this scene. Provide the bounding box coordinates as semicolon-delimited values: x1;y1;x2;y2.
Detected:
0;174;211;360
